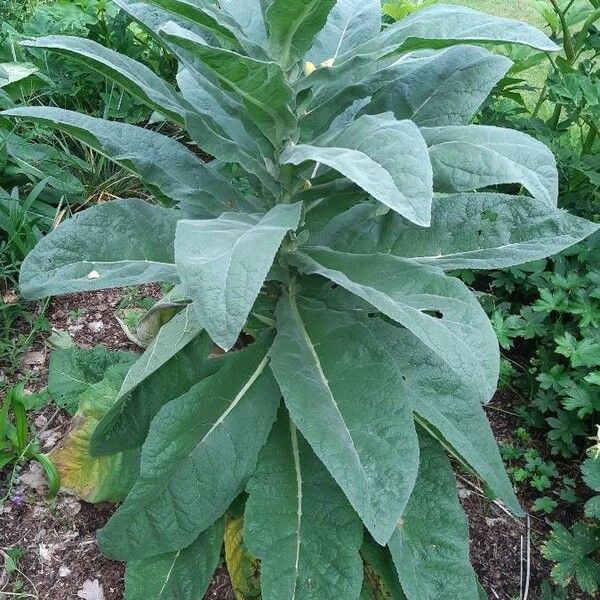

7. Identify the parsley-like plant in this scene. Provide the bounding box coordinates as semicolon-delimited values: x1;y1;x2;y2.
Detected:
3;1;599;599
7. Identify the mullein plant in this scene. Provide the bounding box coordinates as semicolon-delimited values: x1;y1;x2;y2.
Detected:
2;1;599;598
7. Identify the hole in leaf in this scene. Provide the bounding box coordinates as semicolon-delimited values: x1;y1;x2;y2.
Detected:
423;310;443;319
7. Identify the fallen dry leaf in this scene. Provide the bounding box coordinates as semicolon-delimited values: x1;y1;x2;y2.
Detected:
2;290;18;304
22;350;45;366
19;462;47;493
78;578;105;600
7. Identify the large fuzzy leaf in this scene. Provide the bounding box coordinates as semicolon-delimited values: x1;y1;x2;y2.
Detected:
219;0;268;44
1;107;242;215
422;125;558;206
161;22;296;145
175;203;302;350
270;297;419;545
113;0;208;44
145;0;260;55
176;68;277;196
114;304;203;401
21;36;189;125
282;113;433;226
297;4;557;103
308;0;381;65
90;331;216;456
48;346;135;416
364;317;521;515
388;433;479;600
47;347;140;503
244;411;364;600
289;247;500;400
124;519;224;600
353;4;559;58
365;46;512;127
19;199;179;300
317;193;599;271
98;336;280;560
266;0;336;69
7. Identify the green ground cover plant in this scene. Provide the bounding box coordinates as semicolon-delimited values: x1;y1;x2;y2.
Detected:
473;0;600;462
0;383;59;496
2;1;600;599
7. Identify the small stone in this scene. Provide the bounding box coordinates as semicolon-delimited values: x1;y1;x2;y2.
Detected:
39;544;53;563
88;321;104;333
87;270;101;280
34;414;48;429
59;566;72;578
78;579;105;600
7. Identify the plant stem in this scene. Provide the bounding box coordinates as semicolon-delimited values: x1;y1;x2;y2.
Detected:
547;104;562;130
582;122;598;155
549;0;576;64
582;7;600;35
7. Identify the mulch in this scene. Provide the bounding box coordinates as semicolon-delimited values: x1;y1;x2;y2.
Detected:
0;287;587;599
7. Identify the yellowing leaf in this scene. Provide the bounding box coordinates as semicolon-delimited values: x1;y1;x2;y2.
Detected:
224;515;260;600
48;351;140;503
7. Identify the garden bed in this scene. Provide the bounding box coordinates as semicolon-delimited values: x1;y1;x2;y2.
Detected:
0;286;586;600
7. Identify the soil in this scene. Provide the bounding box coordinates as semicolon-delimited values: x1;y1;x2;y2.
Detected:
0;287;587;599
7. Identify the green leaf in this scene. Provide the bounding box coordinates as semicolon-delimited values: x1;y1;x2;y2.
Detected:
90;331;216;456
318;193;599;271
389;432;479;600
298;4;558;106
282;113;433;226
114;304;202;401
113;0;209;43
176;68;277;196
161;22;296;145
358;4;559;57
124;519;224;600
0;62;38;88
270;297;419;545
98;335;280;560
1;107;242;215
145;0;259;54
244;411;364;600
175;203;302;350
585;496;600;519
582;457;600;492
48;350;140;503
21;36;189;125
361;317;521;515
47;346;135;415
19;199;179;300
308;0;382;65
266;0;336;69
422;125;558;207
290;247;499;400
365;46;512;127
134;291;187;349
543;523;600;595
219;0;268;44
